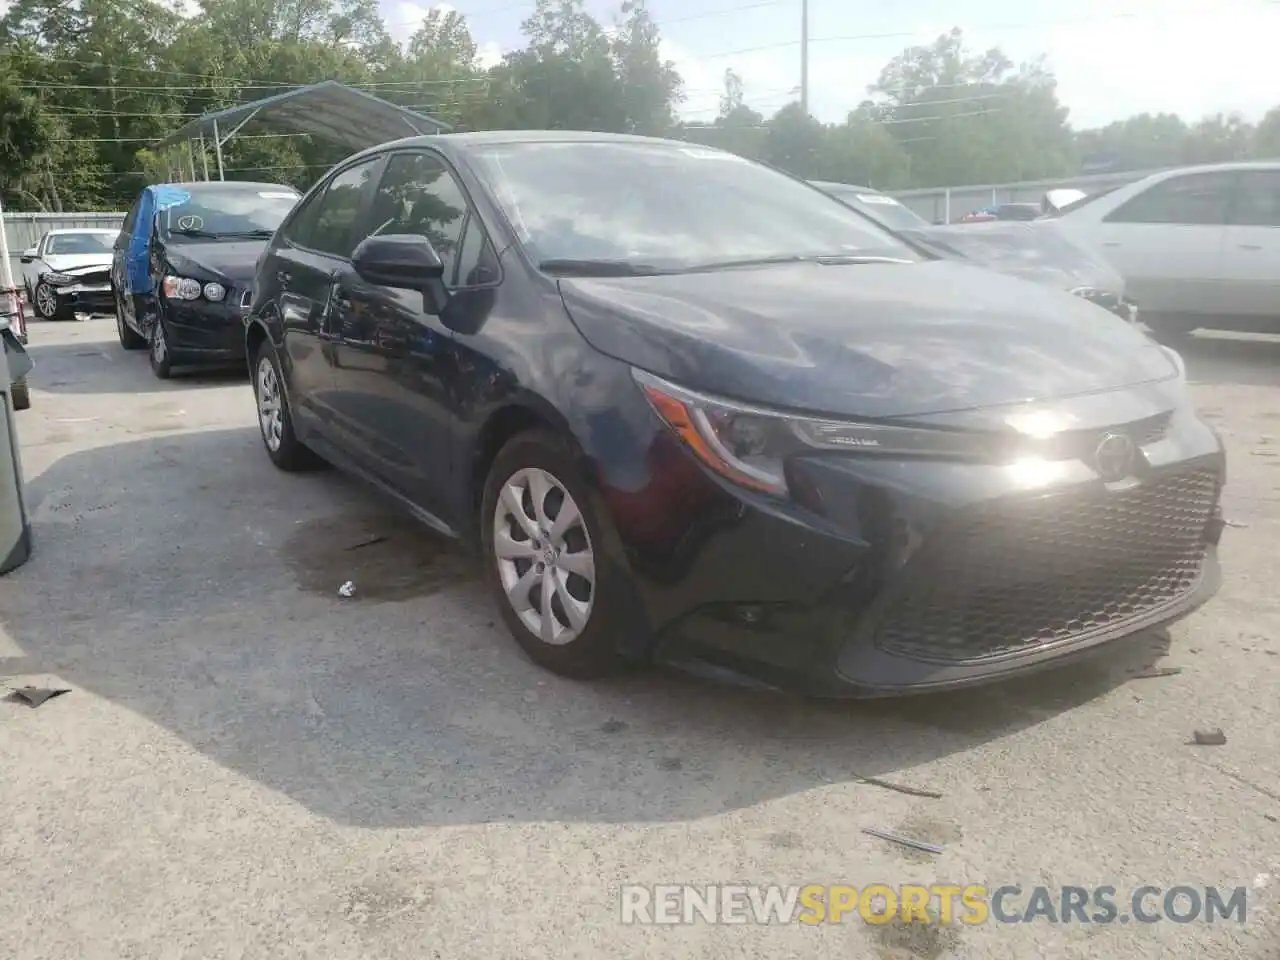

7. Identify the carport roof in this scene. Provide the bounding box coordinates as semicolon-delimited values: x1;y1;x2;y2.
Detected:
151;80;450;152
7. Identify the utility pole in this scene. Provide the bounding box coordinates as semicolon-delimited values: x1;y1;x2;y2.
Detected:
800;0;809;114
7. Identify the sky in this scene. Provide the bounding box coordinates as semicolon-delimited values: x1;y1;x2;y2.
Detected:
380;0;1280;130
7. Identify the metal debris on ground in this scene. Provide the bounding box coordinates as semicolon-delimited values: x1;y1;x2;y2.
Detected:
344;535;388;552
5;686;71;708
855;775;944;799
1223;519;1248;528
861;826;946;855
1131;666;1184;679
1192;728;1227;746
338;580;357;598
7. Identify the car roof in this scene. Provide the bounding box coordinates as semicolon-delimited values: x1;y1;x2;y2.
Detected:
147;180;299;194
337;129;742;167
810;180;878;194
45;228;118;235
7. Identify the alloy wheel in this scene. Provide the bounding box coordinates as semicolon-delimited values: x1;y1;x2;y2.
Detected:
492;467;596;646
35;283;57;318
151;321;167;364
256;354;284;452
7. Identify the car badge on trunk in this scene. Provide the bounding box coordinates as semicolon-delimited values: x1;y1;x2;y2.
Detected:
1094;432;1136;481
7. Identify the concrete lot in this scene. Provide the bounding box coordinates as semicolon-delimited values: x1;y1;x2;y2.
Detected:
1;316;1277;959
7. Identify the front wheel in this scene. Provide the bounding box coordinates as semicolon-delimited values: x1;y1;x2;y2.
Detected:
252;341;325;472
148;317;173;379
33;282;66;321
480;429;631;679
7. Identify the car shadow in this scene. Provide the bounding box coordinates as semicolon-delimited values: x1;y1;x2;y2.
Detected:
22;338;247;395
0;426;1174;829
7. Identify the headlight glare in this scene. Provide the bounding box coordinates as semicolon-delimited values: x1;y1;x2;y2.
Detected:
633;369;997;497
162;275;203;300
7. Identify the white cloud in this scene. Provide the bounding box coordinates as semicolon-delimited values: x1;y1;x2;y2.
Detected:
476;41;503;69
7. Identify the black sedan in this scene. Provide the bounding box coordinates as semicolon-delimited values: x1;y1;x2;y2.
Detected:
245;132;1226;697
112;181;300;378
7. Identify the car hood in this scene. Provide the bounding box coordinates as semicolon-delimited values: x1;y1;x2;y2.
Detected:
557;258;1174;420
44;254;113;272
898;221;1125;296
162;240;265;285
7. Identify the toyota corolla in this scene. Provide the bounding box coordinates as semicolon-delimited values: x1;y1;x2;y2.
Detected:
245;131;1227;696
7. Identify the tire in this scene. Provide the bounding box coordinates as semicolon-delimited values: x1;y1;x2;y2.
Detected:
251;339;325;472
480;429;631;679
114;289;146;350
33;281;68;321
11;378;30;411
148;316;173;379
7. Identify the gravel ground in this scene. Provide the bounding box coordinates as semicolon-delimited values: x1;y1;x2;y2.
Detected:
1;317;1277;960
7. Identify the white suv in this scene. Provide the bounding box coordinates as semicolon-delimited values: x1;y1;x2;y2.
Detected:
1050;161;1280;338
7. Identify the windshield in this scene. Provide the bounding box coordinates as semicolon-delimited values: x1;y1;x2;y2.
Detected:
466;141;918;270
1043;184;1121;218
45;233;113;255
160;189;299;241
823;187;929;231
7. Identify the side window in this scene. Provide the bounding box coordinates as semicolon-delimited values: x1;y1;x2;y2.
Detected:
310;157;381;258
368;152;472;283
118;200;140;248
1105;173;1234;226
453;214;500;287
280;187;325;248
1230;171;1280;228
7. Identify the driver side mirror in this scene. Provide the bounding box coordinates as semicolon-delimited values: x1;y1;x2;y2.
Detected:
351;234;449;314
19;248;37;263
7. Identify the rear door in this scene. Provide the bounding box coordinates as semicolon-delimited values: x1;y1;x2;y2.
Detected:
266;156;384;434
1219;168;1280;323
1091;170;1234;316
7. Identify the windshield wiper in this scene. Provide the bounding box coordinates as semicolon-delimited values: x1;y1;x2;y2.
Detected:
170;228;221;239
209;229;276;240
682;253;913;272
538;258;669;277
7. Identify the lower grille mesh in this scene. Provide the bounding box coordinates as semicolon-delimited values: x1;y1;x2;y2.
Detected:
874;468;1219;662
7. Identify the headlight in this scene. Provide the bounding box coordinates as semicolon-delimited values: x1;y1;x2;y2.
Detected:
633;369;995;497
203;282;226;302
43;272;75;285
162;276;203;300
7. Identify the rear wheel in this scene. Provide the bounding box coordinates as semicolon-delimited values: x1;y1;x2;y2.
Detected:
114;289;146;350
11;379;30;411
252;340;325;472
481;429;631;679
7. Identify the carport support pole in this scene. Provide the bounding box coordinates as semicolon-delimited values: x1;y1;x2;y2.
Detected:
0;193;15;300
212;119;225;181
199;135;209;181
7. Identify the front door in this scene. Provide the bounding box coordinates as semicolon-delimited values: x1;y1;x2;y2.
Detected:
329;150;474;520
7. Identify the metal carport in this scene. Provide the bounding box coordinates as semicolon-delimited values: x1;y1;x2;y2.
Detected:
150;79;451;180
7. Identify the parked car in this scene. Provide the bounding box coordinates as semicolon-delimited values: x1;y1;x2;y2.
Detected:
1047;161;1280;338
111;180;301;378
18;228;117;321
960;202;1042;223
814;182;1137;324
246;131;1226;697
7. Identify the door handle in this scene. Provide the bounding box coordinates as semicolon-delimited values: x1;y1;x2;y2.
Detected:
1238;243;1263;251
1102;241;1121;247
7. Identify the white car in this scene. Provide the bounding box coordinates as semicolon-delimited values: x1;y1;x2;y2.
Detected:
18;228;117;321
1049;161;1280;338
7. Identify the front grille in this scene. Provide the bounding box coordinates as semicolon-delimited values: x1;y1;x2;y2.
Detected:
873;467;1220;662
1038;411;1173;461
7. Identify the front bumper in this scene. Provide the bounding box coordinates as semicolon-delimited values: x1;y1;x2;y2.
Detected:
159;296;250;362
56;282;114;315
621;401;1226;697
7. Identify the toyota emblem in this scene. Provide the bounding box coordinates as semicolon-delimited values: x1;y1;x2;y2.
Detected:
1094;432;1136;481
